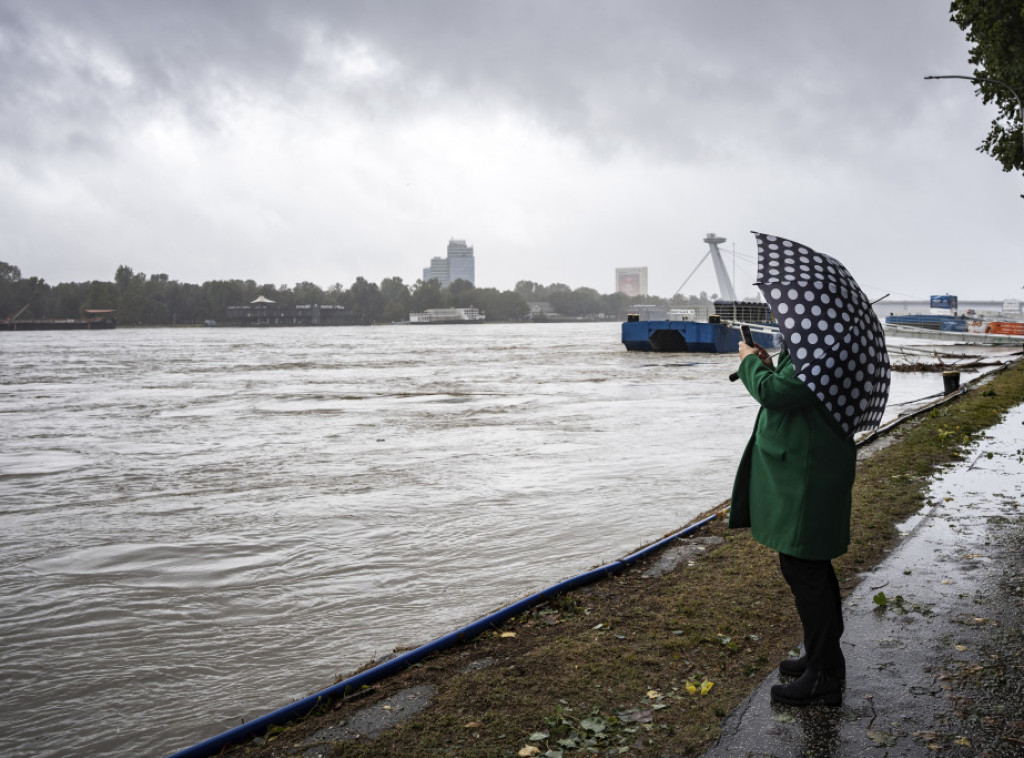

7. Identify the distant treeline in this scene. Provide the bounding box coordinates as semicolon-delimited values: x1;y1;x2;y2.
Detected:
0;261;718;325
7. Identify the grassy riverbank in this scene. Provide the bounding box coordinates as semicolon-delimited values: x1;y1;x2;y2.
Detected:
231;359;1024;758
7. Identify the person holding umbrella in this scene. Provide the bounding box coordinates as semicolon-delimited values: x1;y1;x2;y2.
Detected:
730;232;890;707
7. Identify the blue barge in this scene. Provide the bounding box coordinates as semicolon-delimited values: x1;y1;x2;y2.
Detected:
622;317;752;352
620;233;776;353
883;313;969;333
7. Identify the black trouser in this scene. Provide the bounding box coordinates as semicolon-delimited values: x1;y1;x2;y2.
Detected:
778;553;845;673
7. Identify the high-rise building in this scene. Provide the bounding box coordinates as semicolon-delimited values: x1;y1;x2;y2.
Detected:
615;267;648;297
422;240;476;289
446;239;475;286
424;257;449;288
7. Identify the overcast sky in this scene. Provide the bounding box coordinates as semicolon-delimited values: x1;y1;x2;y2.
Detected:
1;0;1020;301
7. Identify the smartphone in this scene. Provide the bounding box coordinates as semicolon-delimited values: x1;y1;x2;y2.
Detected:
740;324;754;347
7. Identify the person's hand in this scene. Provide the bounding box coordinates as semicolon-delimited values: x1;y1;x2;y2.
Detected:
738;342;774;369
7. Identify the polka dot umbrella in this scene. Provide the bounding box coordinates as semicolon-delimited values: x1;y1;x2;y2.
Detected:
752;232;891;436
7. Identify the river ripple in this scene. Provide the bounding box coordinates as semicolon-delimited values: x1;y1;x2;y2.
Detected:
0;323;946;756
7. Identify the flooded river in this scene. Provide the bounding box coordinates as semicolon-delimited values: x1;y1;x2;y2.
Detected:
0;323;958;756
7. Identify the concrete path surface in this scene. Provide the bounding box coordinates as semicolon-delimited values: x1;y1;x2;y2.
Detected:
702;403;1024;757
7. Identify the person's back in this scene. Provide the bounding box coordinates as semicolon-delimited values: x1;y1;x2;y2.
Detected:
730;342;853;706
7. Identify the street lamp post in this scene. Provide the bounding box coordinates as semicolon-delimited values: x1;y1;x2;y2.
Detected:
925;74;1024;172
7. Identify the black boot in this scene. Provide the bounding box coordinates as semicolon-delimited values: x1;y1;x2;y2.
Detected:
779;654;806;677
779;654;846;679
770;667;844;706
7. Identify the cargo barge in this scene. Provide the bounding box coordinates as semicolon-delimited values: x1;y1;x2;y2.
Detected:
1;309;116;331
621;234;777;353
883;295;1024;344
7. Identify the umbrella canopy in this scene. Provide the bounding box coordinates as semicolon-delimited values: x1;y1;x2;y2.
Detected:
752;232;890;436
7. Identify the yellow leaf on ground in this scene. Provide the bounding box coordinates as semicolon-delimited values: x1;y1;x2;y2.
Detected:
646;689;661;699
464;722;483;728
518;746;540;757
500;632;516;638
700;680;714;695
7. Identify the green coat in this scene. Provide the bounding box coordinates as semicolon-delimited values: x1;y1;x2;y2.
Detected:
729;350;857;560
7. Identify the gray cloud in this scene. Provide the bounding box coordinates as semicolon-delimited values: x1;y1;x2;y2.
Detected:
0;1;967;163
0;1;1017;298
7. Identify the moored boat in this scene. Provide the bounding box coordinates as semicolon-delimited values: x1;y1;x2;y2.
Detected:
1;308;117;331
984;321;1024;336
882;295;1024;344
621;234;777;353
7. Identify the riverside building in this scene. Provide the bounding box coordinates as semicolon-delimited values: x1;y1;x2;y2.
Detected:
223;296;351;326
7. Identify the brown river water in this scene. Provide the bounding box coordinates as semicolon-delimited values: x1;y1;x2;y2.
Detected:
0;323;965;756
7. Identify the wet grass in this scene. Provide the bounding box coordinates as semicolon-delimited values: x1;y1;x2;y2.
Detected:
229;359;1024;758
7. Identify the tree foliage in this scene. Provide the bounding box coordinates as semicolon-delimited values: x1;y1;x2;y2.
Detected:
950;0;1024;174
0;261;715;326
